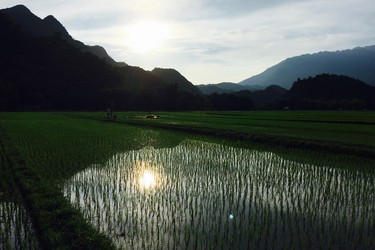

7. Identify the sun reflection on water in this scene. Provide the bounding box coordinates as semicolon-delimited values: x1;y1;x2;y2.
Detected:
139;170;156;189
135;160;159;190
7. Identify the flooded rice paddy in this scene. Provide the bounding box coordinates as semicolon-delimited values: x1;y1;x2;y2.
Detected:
0;144;39;249
63;140;375;249
0;199;39;250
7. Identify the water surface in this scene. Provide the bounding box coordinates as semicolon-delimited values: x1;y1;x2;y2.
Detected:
63;140;375;249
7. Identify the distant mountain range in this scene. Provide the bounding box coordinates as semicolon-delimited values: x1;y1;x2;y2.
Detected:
151;68;202;95
233;85;287;108
1;5;374;111
198;45;375;94
197;82;252;95
239;46;375;89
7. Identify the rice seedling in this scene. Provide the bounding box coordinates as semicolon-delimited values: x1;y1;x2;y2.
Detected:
2;112;374;248
0;133;39;250
64;140;375;249
0;201;40;250
120;111;375;148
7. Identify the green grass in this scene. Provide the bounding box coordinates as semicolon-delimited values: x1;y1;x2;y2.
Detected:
0;127;116;249
119;111;375;147
0;135;39;250
64;111;375;164
0;112;187;181
70;110;375;146
75;111;375;159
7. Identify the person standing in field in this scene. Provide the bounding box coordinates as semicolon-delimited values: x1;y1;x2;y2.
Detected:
106;108;112;119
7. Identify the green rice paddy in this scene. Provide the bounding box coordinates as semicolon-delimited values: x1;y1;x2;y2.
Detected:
121;111;375;148
0;112;374;249
0;135;39;249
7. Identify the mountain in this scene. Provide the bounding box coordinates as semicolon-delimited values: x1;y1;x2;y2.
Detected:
197;84;229;95
288;74;375;99
0;5;125;66
199;84;287;108
206;92;255;110
2;5;374;111
197;82;252;95
282;74;375;110
231;85;287;108
239;45;375;89
0;5;70;38
0;6;206;111
151;68;202;95
250;85;287;108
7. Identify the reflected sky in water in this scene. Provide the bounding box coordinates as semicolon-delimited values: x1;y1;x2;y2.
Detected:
63;140;375;249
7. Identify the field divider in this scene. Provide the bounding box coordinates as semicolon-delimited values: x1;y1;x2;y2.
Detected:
92;116;375;159
0;127;117;250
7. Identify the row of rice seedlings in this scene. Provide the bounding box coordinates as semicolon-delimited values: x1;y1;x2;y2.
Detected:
1;113;180;182
0;201;39;250
0;138;39;250
0;123;117;249
63;139;375;249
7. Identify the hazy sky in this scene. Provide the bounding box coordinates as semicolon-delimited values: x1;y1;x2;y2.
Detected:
1;0;375;84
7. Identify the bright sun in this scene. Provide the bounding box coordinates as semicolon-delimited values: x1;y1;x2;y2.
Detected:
127;22;169;53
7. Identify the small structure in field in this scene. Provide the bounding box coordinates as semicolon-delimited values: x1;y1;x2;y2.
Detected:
145;114;160;119
106;108;117;120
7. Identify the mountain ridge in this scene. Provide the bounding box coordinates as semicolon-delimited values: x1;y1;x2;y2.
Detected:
151;68;202;95
0;6;205;111
1;4;374;111
0;5;125;66
197;82;253;95
239;45;375;89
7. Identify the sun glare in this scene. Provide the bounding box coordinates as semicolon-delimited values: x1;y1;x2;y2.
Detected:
139;170;157;189
127;22;169;53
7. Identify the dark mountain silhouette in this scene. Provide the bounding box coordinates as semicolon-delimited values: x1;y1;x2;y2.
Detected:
0;6;207;111
0;5;125;66
207;92;255;110
203;74;375;110
151;68;202;95
2;5;374;111
85;45;127;66
289;74;374;99
282;74;375;110
251;85;287;108
197;82;252;94
230;85;287;108
0;5;70;37
198;84;228;94
239;45;375;89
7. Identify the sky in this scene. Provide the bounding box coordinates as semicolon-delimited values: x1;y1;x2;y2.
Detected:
1;0;375;85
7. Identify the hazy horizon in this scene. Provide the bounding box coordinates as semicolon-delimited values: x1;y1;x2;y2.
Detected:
1;0;374;84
